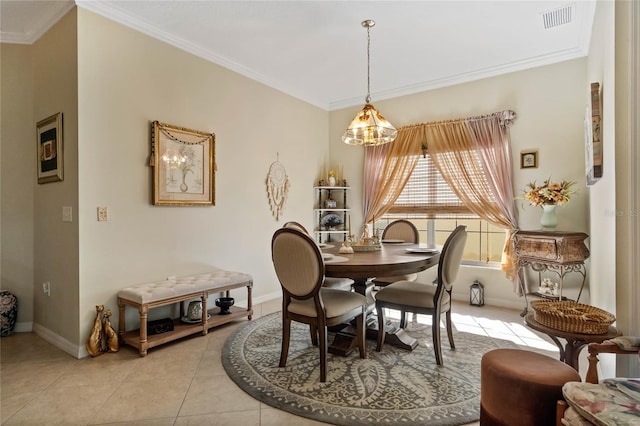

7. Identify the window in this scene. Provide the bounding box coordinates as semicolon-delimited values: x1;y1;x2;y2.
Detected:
380;154;505;266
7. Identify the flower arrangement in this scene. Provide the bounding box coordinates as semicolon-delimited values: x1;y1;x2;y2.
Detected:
522;178;576;207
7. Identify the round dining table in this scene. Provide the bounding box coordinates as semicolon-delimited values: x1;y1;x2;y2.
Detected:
321;241;440;355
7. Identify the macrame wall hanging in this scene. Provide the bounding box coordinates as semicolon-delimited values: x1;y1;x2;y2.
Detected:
266;154;290;221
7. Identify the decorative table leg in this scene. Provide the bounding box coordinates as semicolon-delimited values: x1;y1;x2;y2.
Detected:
247;285;253;320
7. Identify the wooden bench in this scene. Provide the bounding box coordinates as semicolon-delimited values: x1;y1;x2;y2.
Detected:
117;270;253;356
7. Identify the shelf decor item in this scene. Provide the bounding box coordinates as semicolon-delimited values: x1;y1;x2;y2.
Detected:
216;297;235;315
321;213;343;230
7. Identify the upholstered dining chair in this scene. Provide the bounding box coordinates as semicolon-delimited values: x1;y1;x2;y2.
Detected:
271;227;367;382
374;225;467;365
372;219;421;287
283;221;354;291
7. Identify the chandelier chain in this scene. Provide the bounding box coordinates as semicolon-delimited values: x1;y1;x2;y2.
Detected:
366;24;371;103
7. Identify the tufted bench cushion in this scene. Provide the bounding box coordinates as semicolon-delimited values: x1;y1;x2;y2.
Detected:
117;269;253;356
118;270;253;305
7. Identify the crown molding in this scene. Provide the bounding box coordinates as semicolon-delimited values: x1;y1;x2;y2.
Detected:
329;46;589;111
0;1;75;45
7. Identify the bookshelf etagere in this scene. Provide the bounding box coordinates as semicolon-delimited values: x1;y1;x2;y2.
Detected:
314;186;350;243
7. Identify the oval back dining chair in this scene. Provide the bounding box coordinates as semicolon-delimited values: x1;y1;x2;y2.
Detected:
374;225;467;365
373;220;421;288
282;221;354;291
271;227;367;382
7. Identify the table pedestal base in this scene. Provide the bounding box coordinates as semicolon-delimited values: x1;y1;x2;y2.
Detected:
328;319;418;356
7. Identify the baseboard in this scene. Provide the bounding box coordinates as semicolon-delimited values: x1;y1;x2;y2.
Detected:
32;323;85;359
13;321;33;333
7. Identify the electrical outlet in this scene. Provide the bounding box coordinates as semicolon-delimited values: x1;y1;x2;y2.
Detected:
42;281;50;296
97;207;108;222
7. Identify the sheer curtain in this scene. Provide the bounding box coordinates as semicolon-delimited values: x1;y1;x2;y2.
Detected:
362;110;520;283
362;126;422;231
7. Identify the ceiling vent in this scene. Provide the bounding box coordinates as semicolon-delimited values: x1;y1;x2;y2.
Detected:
541;3;574;29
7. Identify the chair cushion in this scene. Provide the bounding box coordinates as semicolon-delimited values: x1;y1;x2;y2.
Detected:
375;280;449;310
563;379;640;426
323;277;354;290
562;406;595;426
287;288;366;318
372;273;418;285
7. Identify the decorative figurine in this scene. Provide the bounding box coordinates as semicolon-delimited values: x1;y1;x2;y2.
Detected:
86;305;104;357
103;309;119;353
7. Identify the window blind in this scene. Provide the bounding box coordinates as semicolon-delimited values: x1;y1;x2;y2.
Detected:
385;152;485;219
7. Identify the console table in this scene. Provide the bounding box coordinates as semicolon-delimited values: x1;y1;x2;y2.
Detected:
513;231;589;314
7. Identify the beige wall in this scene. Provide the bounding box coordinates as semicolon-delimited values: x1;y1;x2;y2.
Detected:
614;0;639;377
75;9;329;352
31;9;80;348
0;44;36;329
329;59;589;308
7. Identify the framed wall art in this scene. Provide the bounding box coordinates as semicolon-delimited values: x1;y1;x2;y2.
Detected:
585;82;602;186
36;112;64;184
520;150;538;169
150;121;215;206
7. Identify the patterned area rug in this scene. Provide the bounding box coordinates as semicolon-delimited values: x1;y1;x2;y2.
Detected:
222;312;519;426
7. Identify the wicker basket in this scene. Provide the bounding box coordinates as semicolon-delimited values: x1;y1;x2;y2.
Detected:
530;300;615;334
350;243;381;252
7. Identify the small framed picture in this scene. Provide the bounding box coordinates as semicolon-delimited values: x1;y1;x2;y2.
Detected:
36;112;64;184
520;150;538;169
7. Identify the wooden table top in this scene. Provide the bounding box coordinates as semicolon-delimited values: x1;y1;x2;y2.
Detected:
322;243;440;279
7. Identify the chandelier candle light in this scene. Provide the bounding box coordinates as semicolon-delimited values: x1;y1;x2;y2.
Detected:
342;20;397;146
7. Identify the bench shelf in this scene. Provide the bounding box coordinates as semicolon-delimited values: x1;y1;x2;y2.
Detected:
117;271;253;356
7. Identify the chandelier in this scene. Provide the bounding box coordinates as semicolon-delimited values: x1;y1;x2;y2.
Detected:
342;20;397;146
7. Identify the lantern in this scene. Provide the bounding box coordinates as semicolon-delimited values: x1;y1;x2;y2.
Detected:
470;280;485;306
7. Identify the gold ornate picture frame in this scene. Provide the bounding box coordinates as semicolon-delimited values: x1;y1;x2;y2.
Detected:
151;121;215;206
585;82;602;186
36;112;63;184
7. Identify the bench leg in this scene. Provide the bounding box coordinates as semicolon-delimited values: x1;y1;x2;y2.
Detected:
201;294;208;336
118;298;126;344
138;305;149;356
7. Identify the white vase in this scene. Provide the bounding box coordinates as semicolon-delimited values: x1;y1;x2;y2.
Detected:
328;176;336;186
540;205;558;230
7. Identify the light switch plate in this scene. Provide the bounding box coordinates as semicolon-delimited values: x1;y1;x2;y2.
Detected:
62;206;72;222
97;207;108;222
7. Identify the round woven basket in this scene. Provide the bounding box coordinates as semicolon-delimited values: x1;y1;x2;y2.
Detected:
530;300;615;334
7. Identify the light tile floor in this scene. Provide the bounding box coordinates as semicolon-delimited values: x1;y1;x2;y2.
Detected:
1;300;579;426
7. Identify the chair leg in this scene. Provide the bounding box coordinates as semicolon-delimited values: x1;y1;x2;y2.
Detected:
318;324;328;382
376;304;386;351
399;310;407;329
309;324;318;346
446;310;455;350
432;311;443;365
279;317;291;367
356;311;366;359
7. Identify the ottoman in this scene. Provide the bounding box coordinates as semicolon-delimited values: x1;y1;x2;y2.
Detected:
480;349;581;426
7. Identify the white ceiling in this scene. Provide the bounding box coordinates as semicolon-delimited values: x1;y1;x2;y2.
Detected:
0;1;596;110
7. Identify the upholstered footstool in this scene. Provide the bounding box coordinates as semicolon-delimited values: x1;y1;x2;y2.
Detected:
480;349;581;426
